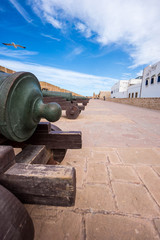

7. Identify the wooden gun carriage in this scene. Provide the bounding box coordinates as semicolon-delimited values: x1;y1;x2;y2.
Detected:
0;71;82;240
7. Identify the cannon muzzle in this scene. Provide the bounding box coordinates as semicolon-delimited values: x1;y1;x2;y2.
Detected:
0;71;61;142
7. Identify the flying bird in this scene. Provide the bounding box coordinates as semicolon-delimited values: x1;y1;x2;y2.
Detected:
2;42;26;49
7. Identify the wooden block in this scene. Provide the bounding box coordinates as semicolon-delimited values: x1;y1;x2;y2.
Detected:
2;122;82;150
15;145;53;164
28;131;82;149
0;163;76;206
0;146;15;174
36;122;51;132
5;131;82;149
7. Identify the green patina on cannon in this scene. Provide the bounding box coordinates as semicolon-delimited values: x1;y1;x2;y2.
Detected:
0;71;62;142
42;90;73;101
42;89;88;101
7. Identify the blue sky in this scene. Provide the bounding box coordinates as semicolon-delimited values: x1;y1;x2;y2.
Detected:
0;0;160;96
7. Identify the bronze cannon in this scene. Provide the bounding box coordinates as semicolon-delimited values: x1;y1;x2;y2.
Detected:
42;90;90;119
0;71;61;142
0;71;82;240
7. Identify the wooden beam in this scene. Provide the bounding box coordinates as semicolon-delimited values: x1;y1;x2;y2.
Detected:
15;145;53;164
4;132;82;149
0;146;15;174
1;122;82;150
0;163;76;206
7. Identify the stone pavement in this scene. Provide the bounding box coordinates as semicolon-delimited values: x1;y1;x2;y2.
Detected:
25;99;160;240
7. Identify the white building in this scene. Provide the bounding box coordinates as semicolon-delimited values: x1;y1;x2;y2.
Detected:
128;83;141;98
111;77;142;98
141;61;160;98
128;77;142;98
110;61;160;98
111;80;129;98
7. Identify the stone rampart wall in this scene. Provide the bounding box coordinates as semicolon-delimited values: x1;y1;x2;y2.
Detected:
0;66;15;74
40;81;83;96
106;98;160;110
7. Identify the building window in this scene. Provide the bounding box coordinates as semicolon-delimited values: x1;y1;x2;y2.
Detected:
151;77;154;84
111;91;113;94
129;93;131;98
145;79;148;86
157;75;160;83
132;93;134;98
135;92;138;98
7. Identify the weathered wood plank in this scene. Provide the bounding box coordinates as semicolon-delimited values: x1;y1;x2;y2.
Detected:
4;131;82;149
0;146;15;174
0;163;76;206
1;122;82;152
15;145;52;164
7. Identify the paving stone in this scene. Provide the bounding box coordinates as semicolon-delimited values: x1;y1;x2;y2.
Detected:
13;148;22;155
31;218;43;240
109;165;140;183
63;154;86;168
31;100;160;238
86;214;160;240
90;147;116;152
117;148;160;165
136;166;160;206
153;166;160;177
107;151;122;164
112;182;160;217
65;148;91;159
155;148;160;154
78;114;131;123
86;162;109;184
74;165;86;188
154;219;160;236
30;205;60;219
33;211;83;240
24;204;34;215
76;184;116;211
89;151;108;163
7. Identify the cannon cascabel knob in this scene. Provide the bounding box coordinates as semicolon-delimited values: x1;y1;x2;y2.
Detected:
0;72;62;142
33;99;62;123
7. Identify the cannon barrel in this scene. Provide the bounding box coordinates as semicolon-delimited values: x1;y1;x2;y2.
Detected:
0;71;62;142
42;90;88;101
72;95;88;100
42;90;73;101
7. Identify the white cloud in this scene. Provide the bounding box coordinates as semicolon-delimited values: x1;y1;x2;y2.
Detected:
41;33;61;41
9;0;33;23
122;73;132;77
44;14;62;29
66;46;84;59
136;70;143;77
75;22;92;38
0;59;118;95
0;47;38;59
28;0;160;67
